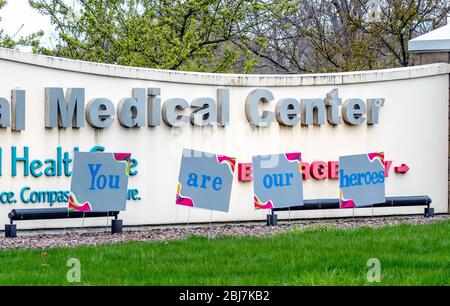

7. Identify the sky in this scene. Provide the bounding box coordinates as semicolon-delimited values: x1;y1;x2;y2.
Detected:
0;0;53;47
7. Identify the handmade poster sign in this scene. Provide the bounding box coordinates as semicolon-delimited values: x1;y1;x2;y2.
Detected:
339;152;385;208
176;149;236;212
69;151;131;212
252;153;303;209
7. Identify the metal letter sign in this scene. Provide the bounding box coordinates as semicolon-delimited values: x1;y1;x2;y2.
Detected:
176;149;236;212
252;153;303;209
69;151;131;212
339;152;385;208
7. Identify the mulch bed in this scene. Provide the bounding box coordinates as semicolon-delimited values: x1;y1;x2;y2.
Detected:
0;214;449;250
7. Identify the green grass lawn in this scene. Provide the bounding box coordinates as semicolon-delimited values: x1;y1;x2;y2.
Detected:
0;220;449;285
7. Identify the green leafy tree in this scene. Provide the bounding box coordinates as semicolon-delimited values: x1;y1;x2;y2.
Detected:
28;0;267;72
25;0;450;73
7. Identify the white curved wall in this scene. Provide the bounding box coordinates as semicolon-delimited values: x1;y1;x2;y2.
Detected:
0;48;448;229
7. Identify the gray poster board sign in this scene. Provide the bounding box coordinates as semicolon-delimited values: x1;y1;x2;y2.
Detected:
69;151;131;212
252;153;304;209
339;152;385;208
176;149;236;212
